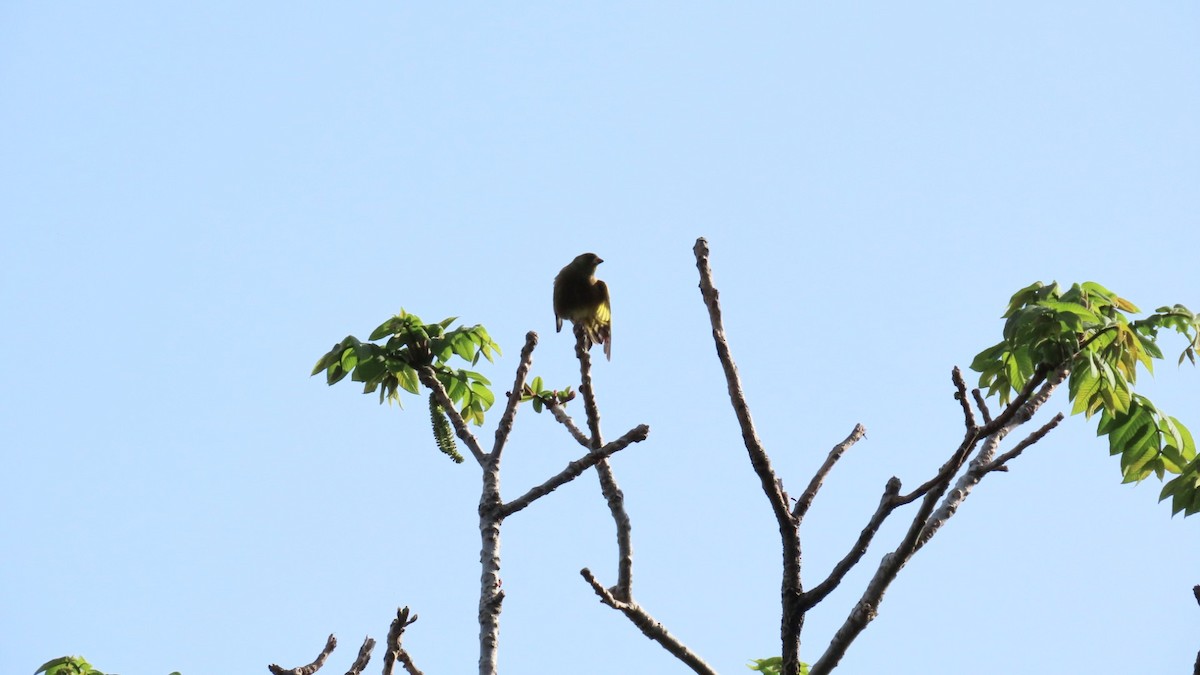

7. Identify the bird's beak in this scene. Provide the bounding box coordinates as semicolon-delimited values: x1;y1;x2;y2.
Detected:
596;257;604;264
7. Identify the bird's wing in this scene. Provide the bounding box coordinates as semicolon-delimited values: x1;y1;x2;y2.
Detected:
594;280;611;325
596;280;612;360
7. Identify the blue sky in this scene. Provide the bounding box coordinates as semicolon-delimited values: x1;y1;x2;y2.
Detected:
2;3;1198;674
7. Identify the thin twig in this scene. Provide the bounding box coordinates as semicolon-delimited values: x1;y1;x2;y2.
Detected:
800;477;902;609
345;637;375;675
269;634;337;675
418;367;488;466
972;389;992;425
795;424;867;521
575;326;636;601
500;424;650;518
545;400;591;447
491;332;538;460
952;367;976;430
581;568;717;675
981;413;1064;475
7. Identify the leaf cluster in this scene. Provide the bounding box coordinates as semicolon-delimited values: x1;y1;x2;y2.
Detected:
311;310;500;457
747;657;808;675
519;376;575;413
970;282;1200;515
35;656;180;675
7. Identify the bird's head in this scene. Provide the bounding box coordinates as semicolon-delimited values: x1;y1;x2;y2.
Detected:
571;252;604;272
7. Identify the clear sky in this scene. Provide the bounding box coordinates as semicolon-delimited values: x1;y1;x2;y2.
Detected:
3;3;1198;674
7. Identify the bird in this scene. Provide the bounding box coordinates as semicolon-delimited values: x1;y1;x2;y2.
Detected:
553;252;612;360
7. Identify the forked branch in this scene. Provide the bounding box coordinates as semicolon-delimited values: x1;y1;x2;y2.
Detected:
268;634;337;675
501;424;650;518
383;606;423;675
581;568;718;675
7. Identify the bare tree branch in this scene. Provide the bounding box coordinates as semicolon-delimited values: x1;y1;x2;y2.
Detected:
812;365;1069;674
795;424;867;521
693;237;804;672
581;568;717;675
972;388;992;425
810;462;960;675
269;634;337;675
980;413;1064;475
500;424;651;518
418;366;488;466
800;477;901;609
345;637;375;675
575;326;636;601
477;461;504;675
894;433;980;507
952;367;976;430
1194;585;1200;675
382;607;423;675
491;332;538;460
976;363;1050;437
546;400;592;447
692;238;792;526
916;365;1069;550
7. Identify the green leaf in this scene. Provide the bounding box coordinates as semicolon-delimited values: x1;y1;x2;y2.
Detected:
1160;443;1188;474
451;334;477;361
1004;281;1047;318
1070;371;1101;417
397;365;421;395
339;346;358;371
310;352;333;376
1044;300;1102;323
445;374;468;402
1158;415;1185;455
352;355;386;384
1112;296;1140;313
369;317;400;341
1080;281;1115;299
461;370;491;386
325;362;349;386
1173;417;1197;461
469;381;495;409
1108;407;1154;455
36;658;74;675
1121;440;1159;482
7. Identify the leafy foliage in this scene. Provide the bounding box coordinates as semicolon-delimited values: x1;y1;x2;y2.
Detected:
519;375;575;413
35;656;179;675
311;309;500;459
970;282;1200;515
747;656;808;675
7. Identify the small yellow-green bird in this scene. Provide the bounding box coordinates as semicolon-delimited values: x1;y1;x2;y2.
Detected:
553;252;612;360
